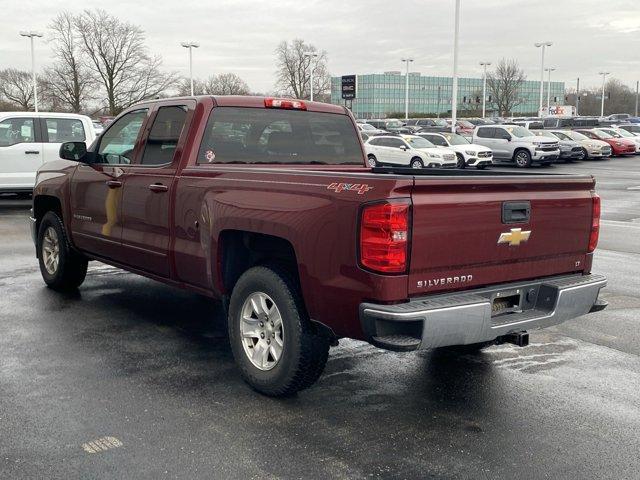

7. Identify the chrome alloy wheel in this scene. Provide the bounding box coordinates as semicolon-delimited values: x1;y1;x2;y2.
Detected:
239;292;284;371
42;226;60;275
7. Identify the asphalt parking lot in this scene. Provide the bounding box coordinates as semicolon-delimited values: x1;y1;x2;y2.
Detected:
1;158;639;480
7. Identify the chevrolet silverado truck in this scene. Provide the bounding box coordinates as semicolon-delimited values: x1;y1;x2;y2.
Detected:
31;96;607;396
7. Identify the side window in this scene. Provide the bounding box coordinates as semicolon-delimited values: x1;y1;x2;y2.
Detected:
141;106;187;166
476;127;494;138
494;128;510;139
543;118;556;128
45;118;86;143
429;135;447;146
368;138;382;146
386;138;404;148
97;110;148;165
0;118;35;146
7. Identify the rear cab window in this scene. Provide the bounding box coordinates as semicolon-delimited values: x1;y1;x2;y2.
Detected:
476;127;495;138
44;118;86;143
197;107;363;165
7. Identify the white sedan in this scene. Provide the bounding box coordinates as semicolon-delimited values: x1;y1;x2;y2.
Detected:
365;135;457;169
418;132;493;169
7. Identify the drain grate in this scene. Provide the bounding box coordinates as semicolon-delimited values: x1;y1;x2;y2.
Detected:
82;436;123;454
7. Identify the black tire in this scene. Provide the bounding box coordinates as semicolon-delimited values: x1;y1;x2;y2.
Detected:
476;164;487;170
410;157;424;169
367;154;378;167
37;211;88;291
577;148;588;161
228;266;330;397
514;149;532;168
455;153;465;169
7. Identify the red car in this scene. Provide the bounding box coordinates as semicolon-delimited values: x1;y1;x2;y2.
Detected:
447;119;475;137
575;128;636;156
31;95;607;396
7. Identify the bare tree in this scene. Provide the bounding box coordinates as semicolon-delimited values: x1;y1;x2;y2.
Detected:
208;73;251;95
0;69;35;110
566;78;637;116
43;12;96;112
274;39;330;100
75;9;178;115
487;59;526;116
177;73;251;96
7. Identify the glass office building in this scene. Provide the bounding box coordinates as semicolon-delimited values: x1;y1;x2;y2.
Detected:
330;72;565;119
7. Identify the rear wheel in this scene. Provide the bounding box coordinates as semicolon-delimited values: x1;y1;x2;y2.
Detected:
514;150;532;168
410;157;424;169
455;153;465;169
228;266;330;397
367;155;378;167
37;211;88;291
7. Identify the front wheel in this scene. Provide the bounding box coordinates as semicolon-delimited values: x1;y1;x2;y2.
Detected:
476;164;487;170
367;155;378;167
37;211;88;291
577;148;588;160
228;266;330;397
514;150;532;168
410;157;424;169
455;153;465;169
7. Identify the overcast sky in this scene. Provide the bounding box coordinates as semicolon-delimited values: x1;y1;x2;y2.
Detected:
2;0;639;93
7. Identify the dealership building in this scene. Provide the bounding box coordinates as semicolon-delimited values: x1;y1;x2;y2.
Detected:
330;72;565;119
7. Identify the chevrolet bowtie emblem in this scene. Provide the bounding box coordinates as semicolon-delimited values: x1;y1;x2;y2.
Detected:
498;228;531;246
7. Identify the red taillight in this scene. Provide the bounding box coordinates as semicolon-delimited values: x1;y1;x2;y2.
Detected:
359;202;410;274
264;97;307;110
588;193;601;253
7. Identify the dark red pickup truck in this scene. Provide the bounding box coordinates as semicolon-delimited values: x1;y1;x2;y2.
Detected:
31;96;607;396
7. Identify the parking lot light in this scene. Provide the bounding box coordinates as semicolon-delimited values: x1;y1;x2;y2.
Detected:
181;41;200;96
401;58;414;120
304;52;318;101
19;31;43;112
599;71;610;117
545;67;556;110
451;0;461;133
535;41;553;115
480;61;491;118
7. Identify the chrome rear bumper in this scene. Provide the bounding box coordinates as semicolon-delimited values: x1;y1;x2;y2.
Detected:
360;274;607;351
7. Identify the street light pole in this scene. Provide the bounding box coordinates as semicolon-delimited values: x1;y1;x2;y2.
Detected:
535;41;552;115
401;58;414;120
545;67;556;111
576;77;580;116
304;52;318;101
635;80;639;117
599;71;610;117
480;61;491;118
451;0;461;133
181;41;200;96
19;31;43;112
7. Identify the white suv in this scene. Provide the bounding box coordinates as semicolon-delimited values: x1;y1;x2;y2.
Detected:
0;112;96;194
365;135;457;169
418;132;493;169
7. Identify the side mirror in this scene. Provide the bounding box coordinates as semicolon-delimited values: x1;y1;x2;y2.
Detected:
400;145;409;151
59;141;88;162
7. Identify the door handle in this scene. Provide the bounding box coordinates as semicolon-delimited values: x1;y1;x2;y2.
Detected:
148;183;168;193
106;180;122;189
25;150;40;154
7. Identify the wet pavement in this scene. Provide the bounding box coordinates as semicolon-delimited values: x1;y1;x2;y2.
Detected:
1;158;639;479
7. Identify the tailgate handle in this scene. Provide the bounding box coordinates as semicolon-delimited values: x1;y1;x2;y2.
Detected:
502;201;530;224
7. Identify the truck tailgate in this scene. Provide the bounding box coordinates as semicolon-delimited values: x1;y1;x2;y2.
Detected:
408;175;596;296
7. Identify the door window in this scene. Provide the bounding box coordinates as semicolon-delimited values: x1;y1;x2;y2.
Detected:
141;106;187;166
44;118;86;143
476;127;494;138
425;135;447;146
0;118;35;147
385;138;405;148
97;110;148;164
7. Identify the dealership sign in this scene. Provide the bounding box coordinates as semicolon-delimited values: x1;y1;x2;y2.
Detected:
341;75;357;100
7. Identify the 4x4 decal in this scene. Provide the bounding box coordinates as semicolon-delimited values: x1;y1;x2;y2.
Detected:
327;182;373;195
